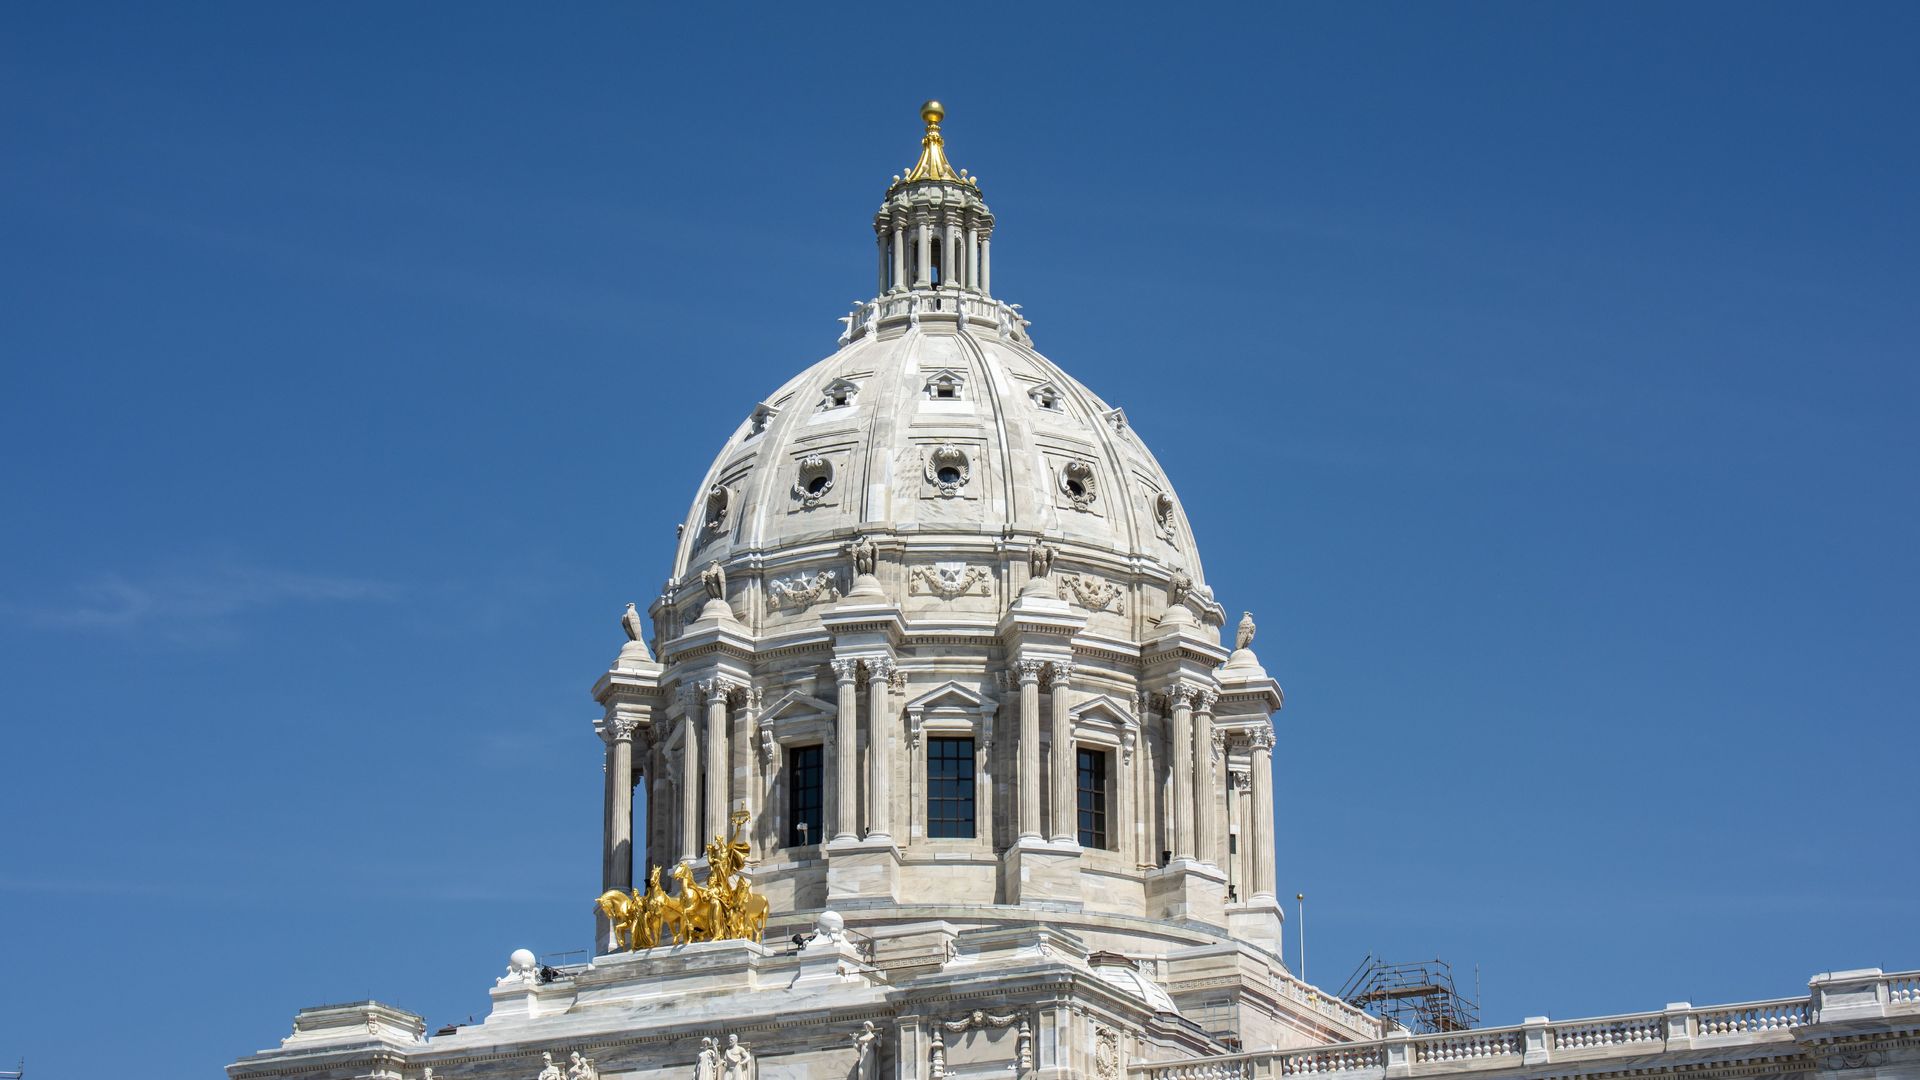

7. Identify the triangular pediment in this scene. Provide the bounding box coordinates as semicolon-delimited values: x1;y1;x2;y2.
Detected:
1069;693;1138;729
904;680;992;714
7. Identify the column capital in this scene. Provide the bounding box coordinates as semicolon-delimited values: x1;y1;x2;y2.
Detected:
1193;688;1219;713
1167;682;1196;707
696;676;743;704
1013;658;1046;685
865;656;897;683
1249;721;1276;751
830;657;861;683
1045;658;1074;686
607;716;641;743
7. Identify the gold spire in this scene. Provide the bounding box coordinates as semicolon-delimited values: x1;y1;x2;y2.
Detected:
898;100;978;189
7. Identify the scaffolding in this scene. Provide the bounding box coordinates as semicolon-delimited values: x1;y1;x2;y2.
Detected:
1337;955;1480;1033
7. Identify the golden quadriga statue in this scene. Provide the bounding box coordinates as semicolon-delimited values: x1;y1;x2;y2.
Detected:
597;810;769;950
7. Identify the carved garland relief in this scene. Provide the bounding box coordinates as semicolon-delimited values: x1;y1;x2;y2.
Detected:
1057;572;1124;614
910;562;992;599
766;569;843;611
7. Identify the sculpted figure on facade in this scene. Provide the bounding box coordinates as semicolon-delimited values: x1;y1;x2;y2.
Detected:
694;1037;720;1080
567;1052;598;1080
700;560;726;602
1237;610;1257;651
621;602;646;642
536;1052;563;1080
1029;541;1057;579
850;1020;880;1080
845;533;877;577
721;1034;754;1079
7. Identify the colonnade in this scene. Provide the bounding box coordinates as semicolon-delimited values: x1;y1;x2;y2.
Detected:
876;217;991;295
597;664;1280;905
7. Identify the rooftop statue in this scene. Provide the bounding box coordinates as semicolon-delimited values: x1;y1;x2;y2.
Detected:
597;810;768;949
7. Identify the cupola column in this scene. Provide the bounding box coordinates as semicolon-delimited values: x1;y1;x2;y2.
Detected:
830;659;860;841
964;226;978;289
915;221;932;287
701;679;734;847
876;232;889;295
1167;684;1195;860
1049;661;1077;844
867;658;896;841
1015;658;1045;840
1193;690;1219;867
1249;723;1278;901
891;223;906;293
979;236;992;296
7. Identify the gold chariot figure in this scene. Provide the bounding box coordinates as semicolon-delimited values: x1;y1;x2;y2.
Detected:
596;809;769;949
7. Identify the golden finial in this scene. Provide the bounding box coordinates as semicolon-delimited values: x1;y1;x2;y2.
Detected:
898;99;973;189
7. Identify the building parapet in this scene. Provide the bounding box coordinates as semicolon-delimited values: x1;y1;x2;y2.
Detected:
1129;968;1920;1080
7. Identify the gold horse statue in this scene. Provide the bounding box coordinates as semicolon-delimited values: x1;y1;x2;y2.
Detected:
598;810;768;951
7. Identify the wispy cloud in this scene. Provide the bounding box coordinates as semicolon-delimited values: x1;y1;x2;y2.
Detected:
4;558;401;644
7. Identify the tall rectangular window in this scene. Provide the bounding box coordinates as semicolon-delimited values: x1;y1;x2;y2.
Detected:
786;744;823;847
1078;747;1110;849
927;736;976;838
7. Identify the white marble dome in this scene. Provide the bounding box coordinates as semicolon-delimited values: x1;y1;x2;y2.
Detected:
667;316;1208;622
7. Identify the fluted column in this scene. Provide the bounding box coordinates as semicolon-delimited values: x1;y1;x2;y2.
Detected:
1049;661;1076;843
915;222;931;287
1193;690;1218;866
602;718;637;893
1015;658;1045;840
891;224;906;293
867;658;896;841
830;658;860;841
1250;723;1277;900
701;679;731;847
979;236;991;296
1168;684;1194;860
679;707;700;862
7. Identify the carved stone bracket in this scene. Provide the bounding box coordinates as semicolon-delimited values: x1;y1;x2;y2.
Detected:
1057;573;1124;614
910;563;991;598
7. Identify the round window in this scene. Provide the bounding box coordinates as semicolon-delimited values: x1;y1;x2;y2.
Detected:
1066;478;1087;498
937;465;963;485
807;475;831;495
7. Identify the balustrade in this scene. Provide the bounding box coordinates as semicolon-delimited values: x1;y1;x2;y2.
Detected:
1550;1014;1663;1050
1414;1030;1521;1062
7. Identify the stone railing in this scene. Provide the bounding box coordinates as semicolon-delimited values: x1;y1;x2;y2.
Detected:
1129;969;1918;1080
840;289;1029;344
1272;971;1386;1040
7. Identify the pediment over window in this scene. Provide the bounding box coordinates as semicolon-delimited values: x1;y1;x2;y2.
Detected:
905;680;998;746
1069;694;1139;732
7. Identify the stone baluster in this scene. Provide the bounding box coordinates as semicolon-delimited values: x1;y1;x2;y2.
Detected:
1049;660;1076;844
1015;658;1046;840
868;658;896;842
830;658;860;841
1168;684;1195;860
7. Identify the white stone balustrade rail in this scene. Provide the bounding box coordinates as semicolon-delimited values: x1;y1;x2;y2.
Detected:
841;290;1029;344
1272;970;1385;1040
1128;969;1920;1080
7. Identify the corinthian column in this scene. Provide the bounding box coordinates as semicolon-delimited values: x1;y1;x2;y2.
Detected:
1015;659;1045;840
915;221;931;287
1193;690;1219;867
1049;661;1076;844
679;706;700;862
830;658;860;841
868;658;896;842
1168;684;1194;860
602;717;637;894
1249;722;1278;901
701;679;731;846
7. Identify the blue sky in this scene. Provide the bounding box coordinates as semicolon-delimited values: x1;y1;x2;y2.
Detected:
2;4;1916;1076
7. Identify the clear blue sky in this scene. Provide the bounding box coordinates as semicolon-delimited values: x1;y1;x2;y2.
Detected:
2;4;1915;1076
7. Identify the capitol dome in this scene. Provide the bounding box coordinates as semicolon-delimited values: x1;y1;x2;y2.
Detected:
598;103;1282;964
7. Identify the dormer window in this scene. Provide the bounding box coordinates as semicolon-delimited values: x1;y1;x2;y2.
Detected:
924;368;966;402
820;377;860;411
748;401;779;437
1029;381;1063;412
